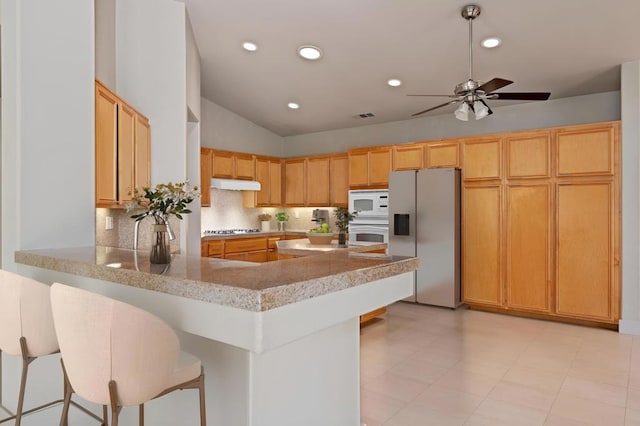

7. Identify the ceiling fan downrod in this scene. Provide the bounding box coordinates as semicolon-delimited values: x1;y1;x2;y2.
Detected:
462;5;481;85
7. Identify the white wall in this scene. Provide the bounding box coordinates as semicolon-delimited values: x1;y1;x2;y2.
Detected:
116;0;187;186
283;91;621;157
1;0;95;271
186;13;201;121
201;97;284;157
95;0;116;87
620;61;640;334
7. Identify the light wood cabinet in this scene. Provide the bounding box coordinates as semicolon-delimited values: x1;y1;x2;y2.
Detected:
426;141;460;168
348;146;391;188
95;80;150;208
95;82;119;205
556;124;615;177
506;131;551;179
285;158;306;206
211;150;255;180
245;156;282;207
393;144;424;171
556;182;617;321
306;156;331;206
506;183;551;313
462;137;502;181
463;185;502;306
330;154;349;206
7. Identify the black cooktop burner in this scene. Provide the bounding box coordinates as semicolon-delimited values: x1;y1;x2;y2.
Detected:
203;228;261;235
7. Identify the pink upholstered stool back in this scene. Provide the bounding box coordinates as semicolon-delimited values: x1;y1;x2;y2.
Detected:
0;270;58;357
50;283;180;406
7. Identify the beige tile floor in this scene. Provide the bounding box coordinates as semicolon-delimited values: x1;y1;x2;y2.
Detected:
360;302;640;426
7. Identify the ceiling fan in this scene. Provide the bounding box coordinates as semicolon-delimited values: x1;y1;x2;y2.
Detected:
409;4;551;120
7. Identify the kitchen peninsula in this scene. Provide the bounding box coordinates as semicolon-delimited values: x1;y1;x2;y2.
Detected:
15;246;417;426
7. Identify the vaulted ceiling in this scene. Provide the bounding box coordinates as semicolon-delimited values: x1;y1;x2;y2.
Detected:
179;0;640;136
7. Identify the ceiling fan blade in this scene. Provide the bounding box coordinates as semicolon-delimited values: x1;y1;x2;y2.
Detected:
407;94;459;98
477;78;513;94
491;92;551;101
411;100;459;117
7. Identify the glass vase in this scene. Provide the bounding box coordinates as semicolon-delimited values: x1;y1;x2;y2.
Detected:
150;224;171;264
278;221;286;232
338;232;347;247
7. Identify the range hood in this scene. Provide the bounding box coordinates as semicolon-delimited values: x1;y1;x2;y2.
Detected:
210;178;261;191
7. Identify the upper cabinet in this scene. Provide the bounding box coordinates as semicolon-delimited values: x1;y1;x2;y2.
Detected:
506;131;551;179
95;80;151;208
462;136;502;181
556;124;616;177
244;156;282;208
392;144;424;171
284;158;306;206
348;146;392;188
329;154;349;207
425;141;460;169
211;149;255;180
306;156;331;206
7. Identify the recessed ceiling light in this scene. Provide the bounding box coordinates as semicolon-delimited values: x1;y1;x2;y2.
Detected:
288;102;300;109
481;37;502;49
297;45;322;61
242;42;258;52
387;78;402;87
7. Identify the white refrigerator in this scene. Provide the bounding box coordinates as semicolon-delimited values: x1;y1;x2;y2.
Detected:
388;168;461;308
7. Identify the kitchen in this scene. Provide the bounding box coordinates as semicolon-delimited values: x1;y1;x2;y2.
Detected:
2;0;640;425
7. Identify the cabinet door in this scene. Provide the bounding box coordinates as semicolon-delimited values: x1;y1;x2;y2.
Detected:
348;151;369;187
463;185;502;306
426;142;459;168
306;156;331;206
393;144;423;171
117;103;136;203
369;148;391;186
285;159;306;206
255;157;270;206
463;138;502;181
134;115;151;191
556;125;615;177
506;132;551;179
269;160;282;205
200;149;212;207
95;83;119;205
224;251;268;263
235;154;255;180
556;182;616;321
212;151;234;178
506;184;551;313
330;155;349;206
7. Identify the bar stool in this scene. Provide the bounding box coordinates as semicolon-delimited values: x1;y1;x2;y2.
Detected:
50;283;206;426
0;269;63;425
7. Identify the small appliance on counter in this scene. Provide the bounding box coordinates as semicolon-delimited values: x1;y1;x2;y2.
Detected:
388;168;461;308
311;209;330;225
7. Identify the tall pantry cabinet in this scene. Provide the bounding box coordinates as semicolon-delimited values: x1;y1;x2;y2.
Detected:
460;122;620;326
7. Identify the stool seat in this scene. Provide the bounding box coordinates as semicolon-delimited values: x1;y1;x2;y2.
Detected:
171;351;201;388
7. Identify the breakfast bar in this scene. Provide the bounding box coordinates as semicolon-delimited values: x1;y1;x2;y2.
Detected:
14;246;417;426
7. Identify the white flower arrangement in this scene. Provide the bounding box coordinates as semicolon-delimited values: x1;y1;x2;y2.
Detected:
126;181;199;225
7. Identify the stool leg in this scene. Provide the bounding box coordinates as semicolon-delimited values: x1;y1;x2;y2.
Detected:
139;404;144;426
198;368;206;426
59;360;73;426
108;381;121;426
102;405;108;426
15;337;33;426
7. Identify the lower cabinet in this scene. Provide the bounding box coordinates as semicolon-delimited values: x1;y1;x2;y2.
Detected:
225;251;269;263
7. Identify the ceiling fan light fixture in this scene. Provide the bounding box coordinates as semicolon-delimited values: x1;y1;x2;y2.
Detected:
481;37;502;49
297;45;322;61
473;100;489;119
242;41;258;52
454;102;469;121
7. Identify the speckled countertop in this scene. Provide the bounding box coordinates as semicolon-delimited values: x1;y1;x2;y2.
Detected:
15;246;417;312
276;240;387;257
201;229;308;241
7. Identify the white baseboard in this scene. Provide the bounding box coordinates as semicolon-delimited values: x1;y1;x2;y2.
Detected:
619;319;640;335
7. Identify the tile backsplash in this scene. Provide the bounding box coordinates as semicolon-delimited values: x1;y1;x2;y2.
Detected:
201;189;339;232
96;208;181;252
